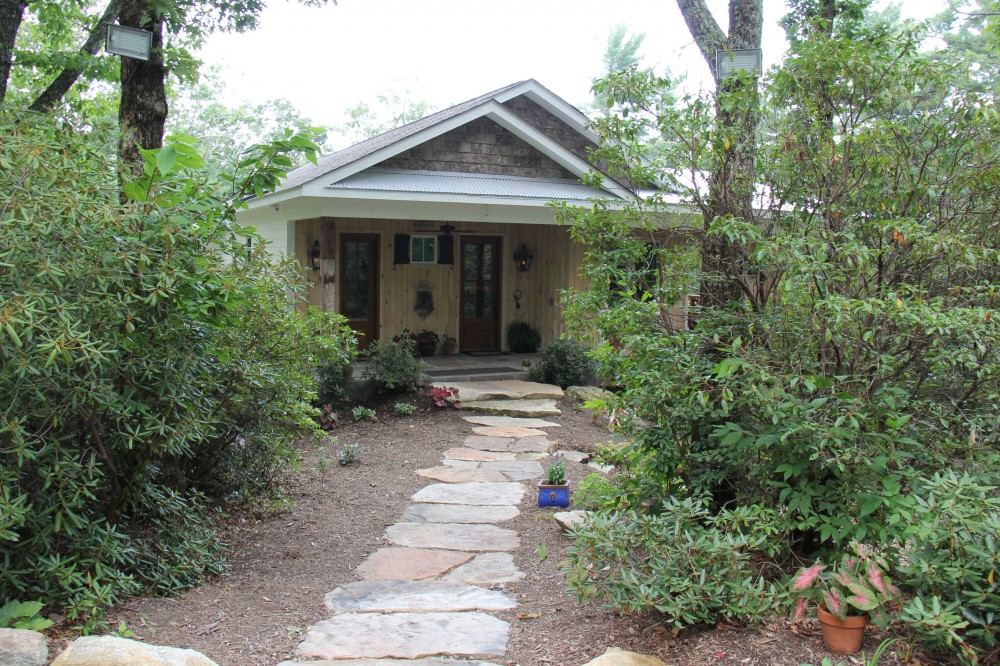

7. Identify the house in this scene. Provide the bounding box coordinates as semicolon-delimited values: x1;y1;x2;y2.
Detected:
238;80;639;353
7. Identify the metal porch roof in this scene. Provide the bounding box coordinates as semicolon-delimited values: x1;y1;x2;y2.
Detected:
325;168;618;201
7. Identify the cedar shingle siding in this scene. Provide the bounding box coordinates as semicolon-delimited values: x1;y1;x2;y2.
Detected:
501;97;595;162
378;117;576;180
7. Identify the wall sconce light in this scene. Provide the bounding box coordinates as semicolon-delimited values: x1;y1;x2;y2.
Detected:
715;48;762;80
513;244;533;272
309;240;321;270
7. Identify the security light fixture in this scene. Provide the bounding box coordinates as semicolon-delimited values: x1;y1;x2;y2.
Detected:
715;48;763;80
309;240;321;270
105;25;153;61
513;245;534;272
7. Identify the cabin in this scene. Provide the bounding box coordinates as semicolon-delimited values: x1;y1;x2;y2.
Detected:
238;80;638;353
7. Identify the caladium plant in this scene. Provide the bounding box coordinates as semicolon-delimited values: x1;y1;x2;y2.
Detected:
789;543;900;629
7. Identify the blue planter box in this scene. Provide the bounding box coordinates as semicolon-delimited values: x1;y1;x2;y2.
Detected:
538;484;570;508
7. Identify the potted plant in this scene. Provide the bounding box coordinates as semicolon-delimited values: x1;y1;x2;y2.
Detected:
789;544;900;655
442;334;457;355
506;320;542;353
538;457;569;508
415;330;439;357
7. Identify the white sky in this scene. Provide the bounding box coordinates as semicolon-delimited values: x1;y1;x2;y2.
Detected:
196;0;945;142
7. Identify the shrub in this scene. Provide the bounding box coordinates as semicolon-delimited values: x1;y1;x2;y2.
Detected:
316;355;355;408
0;112;347;628
352;406;377;422
361;339;426;393
531;339;594;388
897;471;1000;664
565;497;784;627
506;321;542;353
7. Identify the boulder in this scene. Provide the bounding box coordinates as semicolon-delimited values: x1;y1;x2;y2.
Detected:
51;636;218;666
581;647;666;666
0;628;47;666
565;385;610;402
553;510;589;532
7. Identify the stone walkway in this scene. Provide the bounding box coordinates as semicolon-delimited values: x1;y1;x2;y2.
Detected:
276;381;563;665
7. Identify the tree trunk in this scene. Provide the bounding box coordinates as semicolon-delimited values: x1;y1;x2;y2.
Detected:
117;0;167;174
29;0;121;112
675;0;763;308
0;0;28;106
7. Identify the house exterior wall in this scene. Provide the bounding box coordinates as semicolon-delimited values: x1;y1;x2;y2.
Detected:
378;117;577;180
292;217;584;351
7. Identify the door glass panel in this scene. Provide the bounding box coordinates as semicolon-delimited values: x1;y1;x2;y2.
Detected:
344;240;369;319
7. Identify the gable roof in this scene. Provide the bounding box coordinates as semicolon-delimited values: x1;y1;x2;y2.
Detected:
263;79;631;202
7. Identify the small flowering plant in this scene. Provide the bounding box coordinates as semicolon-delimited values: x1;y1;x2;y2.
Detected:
428;385;460;409
789;543;900;629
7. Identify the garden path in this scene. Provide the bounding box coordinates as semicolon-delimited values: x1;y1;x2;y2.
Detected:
275;381;564;665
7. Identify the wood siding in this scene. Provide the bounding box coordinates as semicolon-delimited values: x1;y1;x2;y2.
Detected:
293;218;584;350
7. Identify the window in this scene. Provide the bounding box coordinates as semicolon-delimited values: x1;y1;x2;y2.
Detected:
410;236;437;263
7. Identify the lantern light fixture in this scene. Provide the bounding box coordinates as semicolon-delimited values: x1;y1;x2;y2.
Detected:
513;244;534;272
309;240;321;270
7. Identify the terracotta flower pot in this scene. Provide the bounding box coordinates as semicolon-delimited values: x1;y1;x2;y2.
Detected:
818;605;869;655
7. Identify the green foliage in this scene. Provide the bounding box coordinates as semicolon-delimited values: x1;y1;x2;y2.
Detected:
544;459;566;486
351;406;376;422
361;340;426;394
393;402;416;415
530;339;594;389
573;473;627;512
565;497;784;627
337;442;360;466
316;355;355;409
897;471;1000;664
506;321;542;353
558;22;1000;560
0;599;53;631
0;111;351;628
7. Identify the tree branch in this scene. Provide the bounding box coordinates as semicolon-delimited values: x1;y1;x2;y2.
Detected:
675;0;726;76
29;0;121;112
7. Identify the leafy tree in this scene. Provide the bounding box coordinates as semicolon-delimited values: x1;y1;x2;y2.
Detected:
335;88;434;144
167;67;333;179
559;16;1000;567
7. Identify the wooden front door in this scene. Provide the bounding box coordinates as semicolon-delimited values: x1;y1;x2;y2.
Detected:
339;234;379;352
460;236;501;352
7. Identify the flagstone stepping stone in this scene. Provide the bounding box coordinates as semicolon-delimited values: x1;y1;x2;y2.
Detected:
515;452;547;461
325;580;516;613
480;460;544;481
387;523;520;551
463;435;516;451
412;482;524;506
442;552;525;584
356;547;472;581
278;657;500;666
442;459;480;469
296;612;509;660
588;461;616;474
443;447;518;462
434;380;564;402
462;399;561;417
463;415;561;428
556;449;590;463
554;510;589;532
510;435;557;451
471;426;548;439
415;466;507;483
404;503;519;524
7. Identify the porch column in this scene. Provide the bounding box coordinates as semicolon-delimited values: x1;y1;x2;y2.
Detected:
319;216;336;312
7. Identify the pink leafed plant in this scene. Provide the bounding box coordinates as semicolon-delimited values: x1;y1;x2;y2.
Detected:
428;385;461;409
787;543;899;629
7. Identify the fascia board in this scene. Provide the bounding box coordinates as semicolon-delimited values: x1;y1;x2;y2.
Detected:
493;80;599;143
311;186;614;209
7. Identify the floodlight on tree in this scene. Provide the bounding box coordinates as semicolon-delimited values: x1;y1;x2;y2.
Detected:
715;48;762;80
105;25;153;61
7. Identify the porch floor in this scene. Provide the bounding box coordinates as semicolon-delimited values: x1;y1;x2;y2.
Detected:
353;352;538;383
